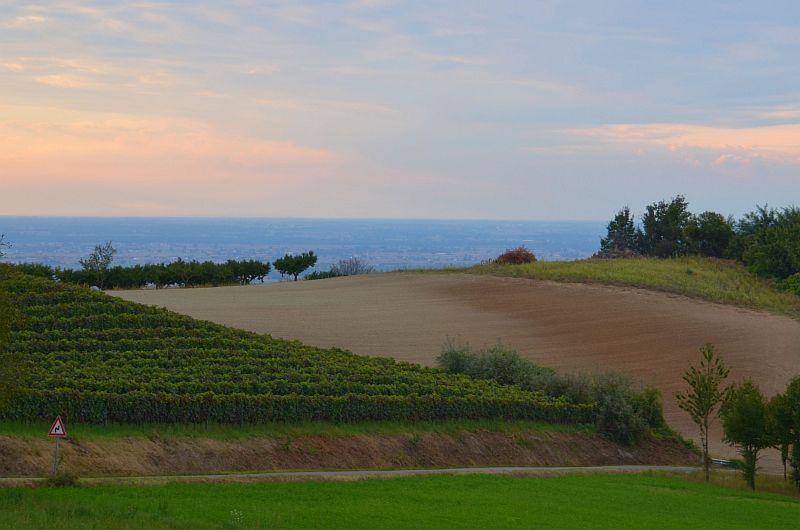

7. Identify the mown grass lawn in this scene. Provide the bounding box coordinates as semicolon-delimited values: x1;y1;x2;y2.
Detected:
467;257;799;317
2;473;799;529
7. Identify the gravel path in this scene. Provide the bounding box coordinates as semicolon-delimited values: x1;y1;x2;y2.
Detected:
0;465;701;487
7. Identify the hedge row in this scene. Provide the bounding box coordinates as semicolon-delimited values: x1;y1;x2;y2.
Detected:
5;391;594;424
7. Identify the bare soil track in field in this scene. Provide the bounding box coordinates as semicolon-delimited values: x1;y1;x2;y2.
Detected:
114;273;800;469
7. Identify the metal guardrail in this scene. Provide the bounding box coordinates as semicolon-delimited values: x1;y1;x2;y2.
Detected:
711;458;735;467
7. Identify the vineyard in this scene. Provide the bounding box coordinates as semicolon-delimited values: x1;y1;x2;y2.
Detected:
0;270;593;425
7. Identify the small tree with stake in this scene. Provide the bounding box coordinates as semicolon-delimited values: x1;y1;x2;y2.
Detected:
675;343;730;481
721;379;771;490
273;251;318;281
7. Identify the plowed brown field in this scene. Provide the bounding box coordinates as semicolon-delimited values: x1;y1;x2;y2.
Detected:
114;273;800;469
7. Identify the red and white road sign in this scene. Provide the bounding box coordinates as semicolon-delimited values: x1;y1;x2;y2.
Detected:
48;416;67;437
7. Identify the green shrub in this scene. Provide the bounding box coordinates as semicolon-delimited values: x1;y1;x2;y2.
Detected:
777;273;800;296
45;471;79;487
437;341;663;445
305;270;340;280
591;372;648;444
631;386;667;431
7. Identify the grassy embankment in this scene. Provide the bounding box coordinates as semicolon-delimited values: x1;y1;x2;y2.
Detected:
2;473;799;529
465;257;799;317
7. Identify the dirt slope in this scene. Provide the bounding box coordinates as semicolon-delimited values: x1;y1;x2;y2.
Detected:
114;273;800;468
0;432;695;478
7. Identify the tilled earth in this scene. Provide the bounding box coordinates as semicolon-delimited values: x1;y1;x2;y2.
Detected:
114;272;800;471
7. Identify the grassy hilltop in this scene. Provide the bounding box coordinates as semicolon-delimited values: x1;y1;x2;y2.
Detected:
466;257;800;317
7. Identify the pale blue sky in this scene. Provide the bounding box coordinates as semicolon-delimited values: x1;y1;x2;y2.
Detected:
1;1;798;219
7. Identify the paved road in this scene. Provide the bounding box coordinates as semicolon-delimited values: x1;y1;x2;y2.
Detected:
0;465;700;487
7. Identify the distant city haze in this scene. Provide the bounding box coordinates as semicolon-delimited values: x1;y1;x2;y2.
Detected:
1;3;798;219
0;217;605;276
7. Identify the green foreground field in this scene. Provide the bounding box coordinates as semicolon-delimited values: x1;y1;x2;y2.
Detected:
3;473;799;529
466;257;799;316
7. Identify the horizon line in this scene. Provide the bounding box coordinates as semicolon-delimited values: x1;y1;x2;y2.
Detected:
0;215;607;223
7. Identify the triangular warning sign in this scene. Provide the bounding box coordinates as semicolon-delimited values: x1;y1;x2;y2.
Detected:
48;416;67;437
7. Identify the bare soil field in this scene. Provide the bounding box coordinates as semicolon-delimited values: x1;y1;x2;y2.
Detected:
114;273;800;467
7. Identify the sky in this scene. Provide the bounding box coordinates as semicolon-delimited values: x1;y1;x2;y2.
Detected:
1;1;799;220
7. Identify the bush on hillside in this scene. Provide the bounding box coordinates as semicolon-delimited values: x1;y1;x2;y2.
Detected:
436;340;664;444
776;273;800;296
591;249;641;260
495;247;537;265
45;471;79;488
590;372;649;444
305;270;340;280
331;257;374;276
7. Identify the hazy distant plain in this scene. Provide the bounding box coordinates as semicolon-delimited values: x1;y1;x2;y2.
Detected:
0;217;605;276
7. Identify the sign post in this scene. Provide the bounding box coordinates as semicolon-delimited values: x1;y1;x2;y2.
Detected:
48;416;67;476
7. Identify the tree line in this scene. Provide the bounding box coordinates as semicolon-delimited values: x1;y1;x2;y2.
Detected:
677;344;800;491
10;241;329;289
600;197;800;291
15;258;272;289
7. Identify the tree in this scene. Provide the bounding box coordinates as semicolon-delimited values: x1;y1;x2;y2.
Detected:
600;207;638;253
273;251;318;281
769;393;793;481
331;257;374;276
79;241;117;289
775;376;800;489
721;380;771;490
740;206;800;279
686;211;735;258
638;195;692;257
675;343;731;481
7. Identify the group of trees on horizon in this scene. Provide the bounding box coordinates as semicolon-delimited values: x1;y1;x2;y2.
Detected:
600;196;800;289
9;241;373;289
15;255;273;290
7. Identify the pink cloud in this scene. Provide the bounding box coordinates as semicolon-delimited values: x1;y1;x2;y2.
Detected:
0;105;339;188
570;122;800;167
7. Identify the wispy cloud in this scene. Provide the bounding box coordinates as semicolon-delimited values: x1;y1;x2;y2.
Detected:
747;107;800;121
0;105;339;185
33;74;99;89
2;14;47;28
1;62;26;72
571;122;800;167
